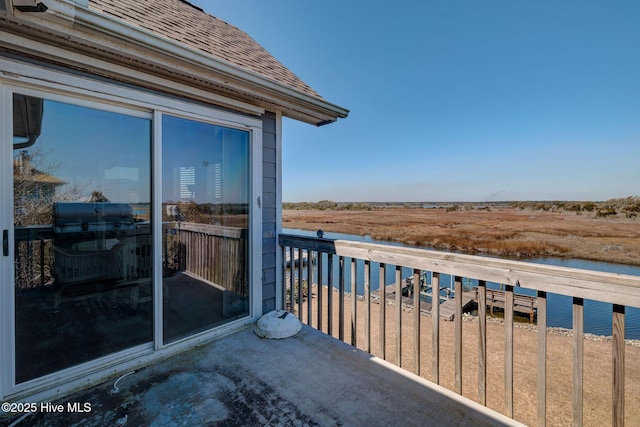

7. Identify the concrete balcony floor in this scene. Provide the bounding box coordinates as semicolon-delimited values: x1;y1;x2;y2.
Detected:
17;325;523;426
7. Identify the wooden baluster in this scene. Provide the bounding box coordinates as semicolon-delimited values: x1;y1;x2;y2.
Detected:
396;265;402;368
612;304;625;427
317;252;324;332
455;275;463;394
339;256;345;341
432;272;440;384
289;247;294;314
478;280;487;406
413;269;421;376
307;250;313;326
297;247;303;321
351;258;357;347
364;260;371;353
40;239;45;287
327;254;334;337
573;297;584;427
537;291;547;427
281;245;286;309
505;285;514;418
379;263;386;360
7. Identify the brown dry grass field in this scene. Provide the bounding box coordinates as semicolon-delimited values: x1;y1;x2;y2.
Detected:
294;286;640;427
283;207;640;266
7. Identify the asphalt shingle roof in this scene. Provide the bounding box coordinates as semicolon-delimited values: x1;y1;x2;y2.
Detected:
88;0;321;98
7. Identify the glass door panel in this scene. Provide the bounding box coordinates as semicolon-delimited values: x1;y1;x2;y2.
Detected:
162;115;250;343
12;94;152;383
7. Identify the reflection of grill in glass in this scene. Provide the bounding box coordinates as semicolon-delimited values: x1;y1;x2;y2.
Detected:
53;202;136;285
54;202;135;235
52;203;152;309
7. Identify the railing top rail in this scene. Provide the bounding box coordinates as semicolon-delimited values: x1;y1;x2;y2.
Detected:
279;233;640;308
172;222;246;239
14;225;55;241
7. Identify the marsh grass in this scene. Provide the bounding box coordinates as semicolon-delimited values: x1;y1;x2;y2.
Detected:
283;207;640;265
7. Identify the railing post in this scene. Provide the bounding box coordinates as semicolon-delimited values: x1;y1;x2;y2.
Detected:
537;291;547;427
573;297;584;427
478;280;487;406
612;304;625;427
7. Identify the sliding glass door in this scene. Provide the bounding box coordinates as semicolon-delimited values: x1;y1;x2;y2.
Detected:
12;93;153;383
2;76;257;392
161;115;250;343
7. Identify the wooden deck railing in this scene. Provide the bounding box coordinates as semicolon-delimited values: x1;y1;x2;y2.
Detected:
279;233;640;427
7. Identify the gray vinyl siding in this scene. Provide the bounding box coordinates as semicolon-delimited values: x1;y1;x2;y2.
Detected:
261;112;277;313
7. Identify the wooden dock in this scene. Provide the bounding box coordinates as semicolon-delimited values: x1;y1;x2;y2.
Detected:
371;285;537;322
438;291;476;321
477;287;537;323
371;284;476;320
371;284;433;314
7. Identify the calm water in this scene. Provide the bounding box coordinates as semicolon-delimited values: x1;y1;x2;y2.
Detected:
283;228;640;339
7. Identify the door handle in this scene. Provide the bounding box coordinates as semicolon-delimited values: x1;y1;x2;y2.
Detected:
2;230;8;256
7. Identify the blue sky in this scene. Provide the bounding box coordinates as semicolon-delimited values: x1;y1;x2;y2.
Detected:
200;1;640;202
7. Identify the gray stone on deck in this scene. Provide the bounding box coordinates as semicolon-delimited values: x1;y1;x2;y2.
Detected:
14;326;524;426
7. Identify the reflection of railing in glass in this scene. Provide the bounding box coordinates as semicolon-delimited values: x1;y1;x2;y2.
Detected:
14;226;55;289
163;222;247;296
16;219;246;298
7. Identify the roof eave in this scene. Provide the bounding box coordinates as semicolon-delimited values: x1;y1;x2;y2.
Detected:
1;0;349;125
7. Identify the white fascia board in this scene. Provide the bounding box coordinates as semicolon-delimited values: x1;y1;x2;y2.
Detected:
30;0;348;125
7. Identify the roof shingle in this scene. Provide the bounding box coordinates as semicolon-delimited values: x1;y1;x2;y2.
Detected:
88;0;321;98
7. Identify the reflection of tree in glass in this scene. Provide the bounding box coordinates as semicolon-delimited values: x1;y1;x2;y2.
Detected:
13;148;85;288
13;148;85;226
89;191;110;203
161;201;248;227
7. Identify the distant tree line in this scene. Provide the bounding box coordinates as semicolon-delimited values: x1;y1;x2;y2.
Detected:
283;200;374;211
512;196;640;218
284;196;640;219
